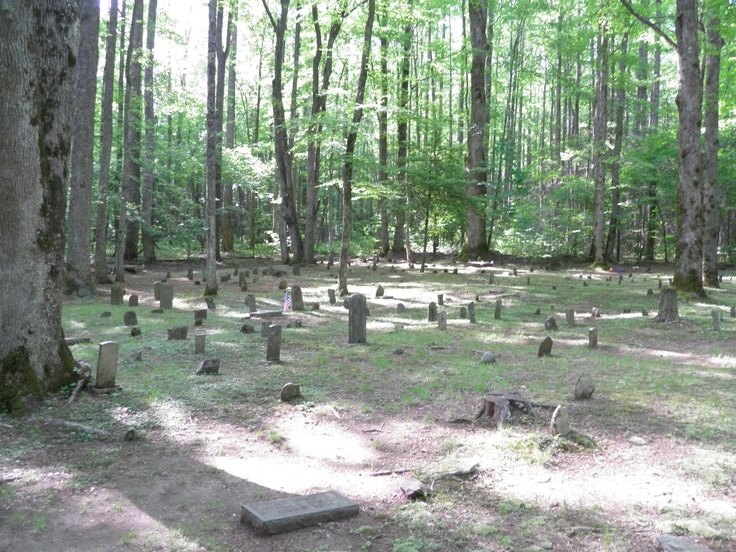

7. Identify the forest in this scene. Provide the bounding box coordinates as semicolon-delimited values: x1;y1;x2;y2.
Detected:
61;0;735;296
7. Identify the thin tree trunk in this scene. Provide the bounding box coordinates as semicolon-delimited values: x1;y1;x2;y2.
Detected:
205;0;219;295
592;26;608;264
606;35;627;262
141;0;158;263
222;7;238;253
377;12;389;256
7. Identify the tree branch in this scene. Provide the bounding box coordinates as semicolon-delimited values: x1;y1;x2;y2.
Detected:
261;0;277;29
619;0;676;49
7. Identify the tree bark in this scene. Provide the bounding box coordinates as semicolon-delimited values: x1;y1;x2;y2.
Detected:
592;26;608;264
141;0;158;264
672;0;705;297
205;0;219;295
338;0;375;296
606;34;627;263
222;6;238;253
464;0;489;259
377;16;390;256
0;1;79;412
95;0;118;284
67;0;100;295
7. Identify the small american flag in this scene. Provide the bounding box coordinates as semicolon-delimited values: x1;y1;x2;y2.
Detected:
283;292;292;313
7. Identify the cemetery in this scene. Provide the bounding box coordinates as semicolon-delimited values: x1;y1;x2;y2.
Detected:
1;258;734;552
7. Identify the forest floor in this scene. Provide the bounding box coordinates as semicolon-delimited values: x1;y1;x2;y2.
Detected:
1;256;735;552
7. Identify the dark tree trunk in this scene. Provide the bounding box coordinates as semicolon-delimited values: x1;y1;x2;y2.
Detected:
377;18;390;256
141;0;158;264
592;26;608;264
222;7;238;253
205;0;219;295
606;34;627;262
0;1;79;412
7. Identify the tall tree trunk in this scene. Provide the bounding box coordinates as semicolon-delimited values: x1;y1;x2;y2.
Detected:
701;11;724;288
67;0;100;295
464;0;489;259
672;0;705;297
121;0;144;264
338;0;375;296
214;3;231;260
222;7;238;253
606;34;627;262
592;26;608;264
95;0;119;284
0;1;79;411
377;13;390;256
113;0;127;281
141;0;158;263
205;0;219;295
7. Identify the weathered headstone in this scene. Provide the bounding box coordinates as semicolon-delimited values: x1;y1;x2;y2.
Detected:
291;285;305;311
565;308;575;325
397;303;406;314
489;273;495;285
101;311;112;318
245;294;257;313
241;491;359;536
712;310;721;331
480;351;496;364
428;302;437;323
468;302;476;324
167;326;188;340
657;534;713;552
130;327;141;337
437;293;444;306
550;405;571;435
194;309;207;323
494;299;502;320
196;358;220;375
574;374;595;400
348;294;367;344
111;284;124;305
538;336;553;357
544;316;557;330
292;264;300;276
647;288;654;296
280;382;301;402
194;334;206;354
266;325;283;361
375;285;385;298
731;305;736;318
526;276;531;285
459;306;467;319
591;307;601;318
220;274;230;284
533;306;541;316
128;294;138;307
437;311;447;331
153;281;161;300
159;284;174;309
240;324;256;334
95;341;119;388
123;311;138;326
328;289;336;305
261;321;272;337
205;296;216;310
658;278;663;289
187;267;194;280
588;327;598;348
642;309;649;317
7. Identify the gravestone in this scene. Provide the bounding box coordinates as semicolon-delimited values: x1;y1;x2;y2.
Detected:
538;336;553;357
266;325;283;361
123;311;138;326
101;311;112;318
95;341;119;388
731;306;736;318
467;302;476;324
194;334;206;354
278;280;288;290
647;288;654;296
533;307;541;315
187;267;194;280
494;299;502;320
480;351;496;364
220;274;230;284
245;294;257;313
459;306;467;319
239;272;246;287
512;267;518;276
658;279;663;289
642;309;649;317
292;264;300;276
111;284;124;305
375;285;384;298
280;382;301;402
550;405;571;435
437;311;447;331
428;302;437;323
261;321;272;337
489;273;495;285
588;327;598;348
240;324;256;334
130;327;142;337
565;308;575;325
712;310;721;331
328;289;336;305
205;296;216;310
128;294;138;307
196;358;220;375
241;491;359;536
291;285;305;311
153;281;161;300
591;307;601;318
544;316;557;330
657;534;713;552
194;309;207;323
574;374;595;399
159;284;174;309
167;326;188;340
396;303;406;313
348;294;367;344
526;276;530;285
437;293;444;306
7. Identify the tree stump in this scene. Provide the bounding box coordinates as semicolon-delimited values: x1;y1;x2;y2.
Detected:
654;287;679;322
475;395;510;428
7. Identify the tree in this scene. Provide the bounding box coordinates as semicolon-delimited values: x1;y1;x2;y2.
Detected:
205;0;219;295
0;1;79;412
66;0;100;295
141;0;158;263
592;22;608;264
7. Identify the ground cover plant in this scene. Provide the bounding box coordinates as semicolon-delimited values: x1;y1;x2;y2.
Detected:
1;258;735;552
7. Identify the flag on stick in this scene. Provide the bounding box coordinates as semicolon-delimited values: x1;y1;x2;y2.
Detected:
283;292;292;313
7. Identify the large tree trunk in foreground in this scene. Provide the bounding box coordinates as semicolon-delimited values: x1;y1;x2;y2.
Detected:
66;0;100;295
0;1;79;412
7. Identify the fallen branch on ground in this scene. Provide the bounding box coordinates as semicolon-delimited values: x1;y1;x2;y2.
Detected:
68;362;92;405
41;417;110;437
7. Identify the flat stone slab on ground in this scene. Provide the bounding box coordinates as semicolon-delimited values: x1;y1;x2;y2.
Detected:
657;534;713;552
248;310;283;318
241;491;359;535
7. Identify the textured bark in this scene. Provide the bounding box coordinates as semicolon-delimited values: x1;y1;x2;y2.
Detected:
464;0;489;259
606;35;627;262
701;14;723;288
672;0;705;297
592;27;608;264
67;0;100;295
95;0;119;284
214;4;232;259
205;0;219;295
221;7;238;253
0;1;79;412
141;0;158;263
337;0;375;296
377;20;390;256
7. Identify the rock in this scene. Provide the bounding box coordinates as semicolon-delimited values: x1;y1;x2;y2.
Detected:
196;358;220;375
544;315;557;330
130;327;142;337
550;405;571;435
538;337;553;357
375;285;384;298
657;534;714;552
240;324;256;334
480;351;496;364
124;351;142;363
278;279;288;290
393;348;404;355
123;311;138;326
591;307;601;318
398;477;432;500
699;500;736;521
287;320;303;328
629;436;647;446
280;382;301;402
167;326;188;340
574;374;595;399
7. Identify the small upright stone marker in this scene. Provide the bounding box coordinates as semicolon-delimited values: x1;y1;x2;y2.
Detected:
489;273;495;285
574;374;595;400
196;358;220;375
167;326;188;340
480;351;496;364
95;341;119;388
544;316;557;330
291;285;305;311
731;306;736;318
328;289;336;305
111;284;124;305
194;334;206;354
437;311;447;331
348;294;367;344
538;336;553;357
266;325;282;361
550;405;571;435
159;284;174;309
194;309;207;323
396;303;405;313
375;285;384;298
245;294;257;313
123;311;138;326
459;306;467;319
292;264;300;276
280;382;301;402
428;302;437;323
494;299;502;320
437;293;444;306
712;310;721;331
187;267;194;280
128;294;138;307
468;302;476;324
241;491;359;536
565;308;575;325
153;281;161;300
588;327;598;348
